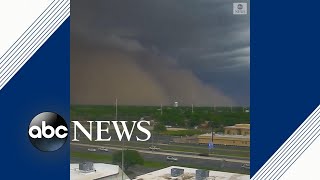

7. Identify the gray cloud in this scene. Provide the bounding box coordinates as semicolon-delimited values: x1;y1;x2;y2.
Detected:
71;0;250;106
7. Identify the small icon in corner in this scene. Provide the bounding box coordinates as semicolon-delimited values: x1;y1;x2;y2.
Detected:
233;3;247;15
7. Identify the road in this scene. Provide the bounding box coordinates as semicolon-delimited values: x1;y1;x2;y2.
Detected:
72;134;250;160
71;143;250;174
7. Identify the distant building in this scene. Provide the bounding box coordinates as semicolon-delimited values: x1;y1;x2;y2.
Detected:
224;124;250;136
198;124;250;147
70;162;129;180
133;166;249;180
174;101;179;107
198;133;250;147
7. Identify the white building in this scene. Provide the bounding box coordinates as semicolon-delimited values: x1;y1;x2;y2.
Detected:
134;166;249;180
174;101;179;107
70;162;129;180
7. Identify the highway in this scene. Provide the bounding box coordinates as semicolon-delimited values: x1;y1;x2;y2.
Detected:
71;134;250;160
71;143;250;174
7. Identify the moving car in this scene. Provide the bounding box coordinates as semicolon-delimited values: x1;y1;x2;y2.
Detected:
241;163;250;169
87;148;96;152
98;147;109;152
149;146;160;151
166;156;178;162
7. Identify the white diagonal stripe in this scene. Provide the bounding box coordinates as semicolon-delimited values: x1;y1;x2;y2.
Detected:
0;0;70;90
252;105;320;180
0;1;68;80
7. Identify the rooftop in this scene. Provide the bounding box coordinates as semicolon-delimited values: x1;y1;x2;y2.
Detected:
70;163;129;180
134;166;250;180
224;124;250;129
198;133;250;139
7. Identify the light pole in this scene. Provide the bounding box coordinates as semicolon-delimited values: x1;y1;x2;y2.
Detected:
116;98;124;180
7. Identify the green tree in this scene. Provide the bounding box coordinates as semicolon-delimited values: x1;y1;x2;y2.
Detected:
153;122;167;132
112;150;144;171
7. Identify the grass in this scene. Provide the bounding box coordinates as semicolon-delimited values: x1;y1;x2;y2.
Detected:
71;152;112;162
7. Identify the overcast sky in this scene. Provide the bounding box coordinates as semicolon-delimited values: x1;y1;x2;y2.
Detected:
71;0;250;106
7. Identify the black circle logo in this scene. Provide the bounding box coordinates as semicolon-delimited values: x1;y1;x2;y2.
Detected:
237;4;243;10
28;112;68;152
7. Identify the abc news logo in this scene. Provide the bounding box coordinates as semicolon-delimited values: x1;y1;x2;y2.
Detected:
28;112;68;152
233;3;247;15
28;112;151;152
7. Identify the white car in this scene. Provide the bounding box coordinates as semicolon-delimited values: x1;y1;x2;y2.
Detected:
149;146;160;151
241;163;250;169
98;147;109;152
166;156;178;162
87;148;96;152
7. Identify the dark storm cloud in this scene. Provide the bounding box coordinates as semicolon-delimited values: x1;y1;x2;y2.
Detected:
71;0;250;106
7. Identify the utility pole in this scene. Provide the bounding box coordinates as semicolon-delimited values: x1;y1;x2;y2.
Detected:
151;129;154;150
122;138;124;180
160;104;163;115
211;123;214;144
115;98;118;121
116;98;124;180
192;104;194;113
